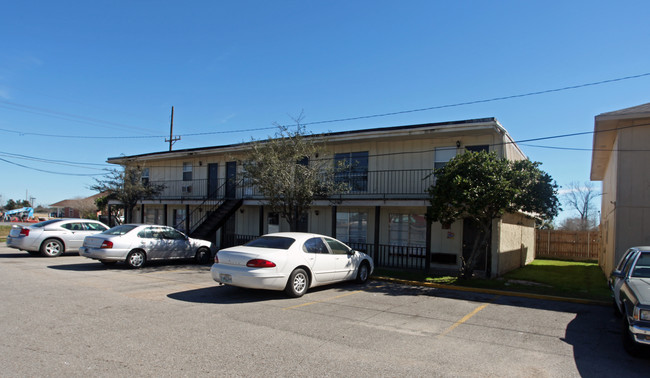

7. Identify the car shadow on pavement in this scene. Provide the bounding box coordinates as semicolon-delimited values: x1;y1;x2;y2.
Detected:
168;285;294;304
47;260;213;272
168;280;356;304
561;309;650;372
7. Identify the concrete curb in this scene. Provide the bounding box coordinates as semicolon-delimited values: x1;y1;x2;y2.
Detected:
372;276;611;307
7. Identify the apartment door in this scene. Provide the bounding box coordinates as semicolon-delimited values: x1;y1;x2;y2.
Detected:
226;161;237;198
462;219;489;273
207;163;219;198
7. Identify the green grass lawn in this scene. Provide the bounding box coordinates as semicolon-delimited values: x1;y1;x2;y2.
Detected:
0;225;11;243
375;258;611;302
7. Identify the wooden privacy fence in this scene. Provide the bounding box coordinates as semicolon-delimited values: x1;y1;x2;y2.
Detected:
535;229;600;261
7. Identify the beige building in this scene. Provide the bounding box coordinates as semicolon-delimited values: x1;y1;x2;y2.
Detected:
108;118;535;277
590;102;650;276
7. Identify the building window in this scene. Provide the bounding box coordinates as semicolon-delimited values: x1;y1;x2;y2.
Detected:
465;145;489;153
182;163;192;181
389;213;427;247
336;211;368;244
434;147;457;170
141;168;150;185
334;151;368;192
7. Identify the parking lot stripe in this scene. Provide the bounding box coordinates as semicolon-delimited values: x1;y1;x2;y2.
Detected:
438;296;500;338
283;291;362;310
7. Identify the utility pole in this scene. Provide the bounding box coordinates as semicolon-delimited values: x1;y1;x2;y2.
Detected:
165;106;181;151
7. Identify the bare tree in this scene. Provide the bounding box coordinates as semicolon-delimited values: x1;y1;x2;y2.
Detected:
90;165;164;223
69;196;99;219
561;181;600;230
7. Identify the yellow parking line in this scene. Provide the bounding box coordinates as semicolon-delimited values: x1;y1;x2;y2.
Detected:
438;296;500;338
283;291;362;310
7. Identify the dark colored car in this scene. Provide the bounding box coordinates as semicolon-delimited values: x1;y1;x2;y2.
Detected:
610;247;650;355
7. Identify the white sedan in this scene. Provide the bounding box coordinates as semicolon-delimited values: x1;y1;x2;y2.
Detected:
211;232;374;297
80;224;213;268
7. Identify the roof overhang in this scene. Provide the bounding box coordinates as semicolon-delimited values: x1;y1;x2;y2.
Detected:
590;104;650;180
107;118;508;165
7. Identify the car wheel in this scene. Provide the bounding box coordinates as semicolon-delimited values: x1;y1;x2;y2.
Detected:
100;260;117;266
622;315;643;357
125;250;146;269
40;239;64;257
356;261;370;284
195;247;211;264
285;268;309;298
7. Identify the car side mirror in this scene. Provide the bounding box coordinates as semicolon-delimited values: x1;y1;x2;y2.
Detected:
611;270;624;278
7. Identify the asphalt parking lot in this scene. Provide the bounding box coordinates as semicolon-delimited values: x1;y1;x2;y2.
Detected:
1;245;648;377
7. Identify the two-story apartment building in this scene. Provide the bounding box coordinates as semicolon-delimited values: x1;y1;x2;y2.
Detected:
590;102;650;276
107;118;536;277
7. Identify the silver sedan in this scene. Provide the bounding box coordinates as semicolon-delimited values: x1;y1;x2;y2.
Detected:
80;224;213;268
6;218;109;257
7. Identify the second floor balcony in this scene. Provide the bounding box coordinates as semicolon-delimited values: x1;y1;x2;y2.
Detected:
148;169;435;202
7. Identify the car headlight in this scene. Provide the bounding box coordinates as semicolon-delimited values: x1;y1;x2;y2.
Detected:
633;307;650;321
640;309;650;321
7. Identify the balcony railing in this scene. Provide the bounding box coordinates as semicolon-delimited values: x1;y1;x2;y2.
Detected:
149;169;435;201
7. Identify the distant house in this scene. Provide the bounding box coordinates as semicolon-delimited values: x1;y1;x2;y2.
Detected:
106;118;536;277
590;102;650;276
50;192;105;219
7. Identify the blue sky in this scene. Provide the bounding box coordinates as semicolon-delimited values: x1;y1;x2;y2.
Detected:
1;0;649;223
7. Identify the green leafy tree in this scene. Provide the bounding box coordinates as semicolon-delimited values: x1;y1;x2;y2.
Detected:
242;119;345;231
90;165;164;223
427;151;559;279
4;199;31;210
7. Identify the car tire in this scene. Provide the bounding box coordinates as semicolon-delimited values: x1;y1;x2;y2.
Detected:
285;268;309;298
356;261;370;284
622;315;643;357
100;260;117;266
195;247;211;264
125;250;146;269
40;239;64;257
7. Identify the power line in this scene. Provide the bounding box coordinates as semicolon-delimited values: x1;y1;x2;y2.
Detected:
1;71;648;140
0;157;107;176
0;151;112;169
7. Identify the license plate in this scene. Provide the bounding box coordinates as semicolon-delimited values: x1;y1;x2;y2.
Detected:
220;274;232;284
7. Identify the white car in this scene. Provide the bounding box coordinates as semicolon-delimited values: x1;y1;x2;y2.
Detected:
80;224;213;268
6;219;109;257
211;232;374;297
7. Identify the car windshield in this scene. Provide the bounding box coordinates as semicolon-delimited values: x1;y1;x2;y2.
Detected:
632;252;650;278
102;225;138;235
245;236;295;250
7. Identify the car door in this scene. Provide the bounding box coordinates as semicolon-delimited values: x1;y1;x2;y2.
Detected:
323;237;357;281
162;228;193;258
302;237;337;283
613;249;638;308
61;222;87;250
138;226;172;260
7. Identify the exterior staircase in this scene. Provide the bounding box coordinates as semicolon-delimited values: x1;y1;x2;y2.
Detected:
189;198;243;241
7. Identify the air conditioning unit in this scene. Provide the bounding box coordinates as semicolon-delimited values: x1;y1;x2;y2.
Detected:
182;185;193;193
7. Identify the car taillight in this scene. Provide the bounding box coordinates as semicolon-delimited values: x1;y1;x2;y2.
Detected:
100;241;113;249
214;253;219;264
246;259;276;268
20;228;30;236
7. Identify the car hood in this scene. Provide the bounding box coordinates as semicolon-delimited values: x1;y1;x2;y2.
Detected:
216;246;286;267
628;278;650;304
